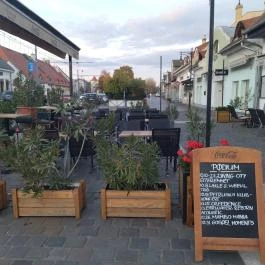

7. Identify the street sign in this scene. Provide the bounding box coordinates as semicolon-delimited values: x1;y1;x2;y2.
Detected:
215;69;228;76
27;61;34;73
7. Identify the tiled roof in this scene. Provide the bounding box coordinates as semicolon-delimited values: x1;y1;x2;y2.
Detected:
0;45;69;87
220;26;235;38
0;59;14;72
234;16;261;39
220;15;263;54
91;76;97;81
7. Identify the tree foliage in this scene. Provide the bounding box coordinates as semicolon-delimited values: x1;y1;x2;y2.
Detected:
98;70;111;92
100;65;146;100
145;78;156;94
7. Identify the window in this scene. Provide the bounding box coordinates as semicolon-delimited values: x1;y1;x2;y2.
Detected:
260;76;265;98
213;40;219;54
0;72;3;76
232;81;239;98
241;80;250;107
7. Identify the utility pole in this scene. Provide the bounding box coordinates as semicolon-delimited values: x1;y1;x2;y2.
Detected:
205;0;215;147
69;55;73;97
160;55;162;112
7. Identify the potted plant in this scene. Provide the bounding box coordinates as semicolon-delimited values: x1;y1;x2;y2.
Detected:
95;116;171;220
215;106;230;123
13;72;45;119
0;124;87;219
177;138;230;226
0;129;10;210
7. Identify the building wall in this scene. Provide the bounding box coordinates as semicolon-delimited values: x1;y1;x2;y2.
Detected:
224;58;256;108
0;70;13;91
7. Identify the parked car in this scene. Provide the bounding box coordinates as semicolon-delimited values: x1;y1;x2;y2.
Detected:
0;91;13;101
97;93;108;104
79;93;98;103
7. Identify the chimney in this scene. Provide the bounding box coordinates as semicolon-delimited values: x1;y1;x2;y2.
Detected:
202;34;207;43
235;1;243;24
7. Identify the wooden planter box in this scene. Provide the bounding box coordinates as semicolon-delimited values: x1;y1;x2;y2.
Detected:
101;185;171;220
0;180;7;210
12;180;86;219
16;106;37;120
216;110;230;123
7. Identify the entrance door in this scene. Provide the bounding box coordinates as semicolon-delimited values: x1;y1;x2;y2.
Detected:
213;81;223;107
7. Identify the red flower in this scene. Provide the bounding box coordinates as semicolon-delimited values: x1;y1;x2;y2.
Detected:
177;149;184;156
177;138;230;169
219;138;230;146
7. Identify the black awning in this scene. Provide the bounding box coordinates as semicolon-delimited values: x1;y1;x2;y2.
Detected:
181;79;193;86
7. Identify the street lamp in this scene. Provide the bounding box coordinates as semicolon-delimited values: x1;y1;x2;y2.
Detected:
180;48;193;108
205;0;215;147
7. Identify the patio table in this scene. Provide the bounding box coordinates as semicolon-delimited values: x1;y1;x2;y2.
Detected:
0;113;31;132
119;130;152;138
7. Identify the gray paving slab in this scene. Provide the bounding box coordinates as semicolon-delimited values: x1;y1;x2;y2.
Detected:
0;102;264;264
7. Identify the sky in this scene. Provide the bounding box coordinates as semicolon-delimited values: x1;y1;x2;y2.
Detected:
4;0;265;84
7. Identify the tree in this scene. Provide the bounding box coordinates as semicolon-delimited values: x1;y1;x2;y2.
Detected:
145;78;156;94
127;78;146;99
113;65;134;80
98;70;111;92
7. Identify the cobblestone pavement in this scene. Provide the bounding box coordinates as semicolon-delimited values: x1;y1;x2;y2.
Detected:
0;101;264;265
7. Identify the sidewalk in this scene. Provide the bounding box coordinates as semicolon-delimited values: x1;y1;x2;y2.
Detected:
0;102;264;265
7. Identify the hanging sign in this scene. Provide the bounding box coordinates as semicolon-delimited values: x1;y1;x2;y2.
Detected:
215;69;228;76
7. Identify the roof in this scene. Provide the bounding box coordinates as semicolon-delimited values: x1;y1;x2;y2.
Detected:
0;45;69;87
245;11;265;38
91;76;97;82
0;0;80;59
195;42;208;60
172;60;183;68
220;16;262;54
220;26;235;38
0;58;14;72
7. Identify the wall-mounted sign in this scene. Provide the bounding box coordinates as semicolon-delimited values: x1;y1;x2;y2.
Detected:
27;61;34;73
215;69;228;76
192;146;265;264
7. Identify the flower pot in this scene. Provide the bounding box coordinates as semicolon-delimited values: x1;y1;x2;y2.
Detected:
179;167;190;224
101;184;171;220
0;180;7;210
16;106;37;120
216;110;230;123
12;180;86;219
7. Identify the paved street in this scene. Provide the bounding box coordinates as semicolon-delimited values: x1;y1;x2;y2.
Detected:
0;100;264;265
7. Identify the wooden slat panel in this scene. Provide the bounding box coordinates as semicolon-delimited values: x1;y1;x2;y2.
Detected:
101;189;107;219
107;198;166;208
0;181;7;209
12;189;19;218
107;207;167;218
17;198;74;207
17;190;75;199
106;190;167;199
19;207;75;216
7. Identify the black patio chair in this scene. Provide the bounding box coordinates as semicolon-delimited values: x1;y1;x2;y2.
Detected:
152;128;181;172
256;109;265;127
127;114;145;120
15;115;35;131
227;105;249;126
126;119;145;130
247;108;261;128
148;118;170;129
69;131;96;169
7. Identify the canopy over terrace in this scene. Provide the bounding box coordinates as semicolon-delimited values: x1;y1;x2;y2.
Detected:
0;0;80;96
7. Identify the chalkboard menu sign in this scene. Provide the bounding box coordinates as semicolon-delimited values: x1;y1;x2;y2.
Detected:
200;162;257;238
192;147;265;264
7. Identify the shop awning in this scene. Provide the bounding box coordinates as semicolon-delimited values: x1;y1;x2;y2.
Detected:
0;0;80;59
